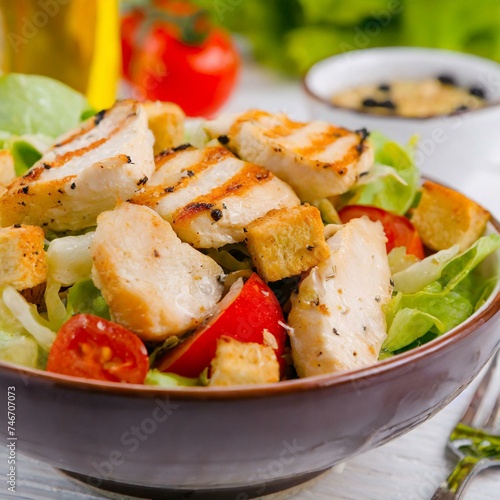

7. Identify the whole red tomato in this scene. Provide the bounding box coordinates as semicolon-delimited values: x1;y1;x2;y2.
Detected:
121;0;240;117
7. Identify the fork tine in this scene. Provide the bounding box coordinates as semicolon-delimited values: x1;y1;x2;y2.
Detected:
460;349;500;428
484;376;500;430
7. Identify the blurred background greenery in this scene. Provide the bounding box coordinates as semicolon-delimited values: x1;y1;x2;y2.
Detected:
193;0;500;75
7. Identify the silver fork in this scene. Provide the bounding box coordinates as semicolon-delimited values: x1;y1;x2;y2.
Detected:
432;349;500;499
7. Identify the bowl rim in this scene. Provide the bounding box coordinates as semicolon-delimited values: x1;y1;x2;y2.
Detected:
302;47;500;122
1;190;499;401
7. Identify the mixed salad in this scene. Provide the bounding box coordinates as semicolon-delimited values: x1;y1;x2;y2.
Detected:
0;74;498;387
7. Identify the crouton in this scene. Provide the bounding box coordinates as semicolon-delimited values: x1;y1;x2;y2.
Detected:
209;337;280;386
142;101;185;155
245;205;330;282
411;181;490;252
0;150;16;187
0;225;47;290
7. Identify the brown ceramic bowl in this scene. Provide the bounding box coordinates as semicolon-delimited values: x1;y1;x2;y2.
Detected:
1;205;500;500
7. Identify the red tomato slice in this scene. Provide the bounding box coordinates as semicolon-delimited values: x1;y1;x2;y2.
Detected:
46;314;149;384
338;205;425;259
156;273;287;378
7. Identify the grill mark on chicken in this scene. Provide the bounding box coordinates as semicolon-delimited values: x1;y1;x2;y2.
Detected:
172;164;273;224
132;147;235;207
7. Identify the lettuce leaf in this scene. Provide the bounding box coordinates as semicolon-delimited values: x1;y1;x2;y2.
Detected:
0;74;92;138
45;232;95;330
66;278;110;320
382;234;500;354
346;132;420;215
145;369;201;387
0;287;56;370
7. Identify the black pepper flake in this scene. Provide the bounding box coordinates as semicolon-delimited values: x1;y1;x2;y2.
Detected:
137;176;148;186
333;328;339;336
437;74;456;86
57;188;64;194
13;223;21;228
338;169;345;175
43;163;52;170
218;135;230;145
186;170;195;177
378;83;390;92
390;279;395;287
172;143;191;152
362;326;367;331
94;109;106;125
19;202;26;206
153;249;160;258
306;245;314;251
21;186;29;194
126;155;133;164
375;295;381;302
70;182;76;190
353;351;358;357
355;128;370;141
454;105;469;112
359;171;369;177
164;186;175;193
469;86;486;99
243;227;247;233
211;209;223;222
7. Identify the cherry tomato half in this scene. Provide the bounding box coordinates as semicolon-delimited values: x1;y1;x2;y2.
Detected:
46;314;149;384
338;205;425;259
156;273;287;378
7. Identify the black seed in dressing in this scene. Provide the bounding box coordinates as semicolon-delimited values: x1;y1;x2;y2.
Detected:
469;86;486;99
218;135;230;145
437;75;456;86
362;98;379;108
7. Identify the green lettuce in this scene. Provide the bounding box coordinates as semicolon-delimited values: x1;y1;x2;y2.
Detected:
0;287;56;368
0;74;92;138
382;234;500;354
145;369;201;387
0;74;93;175
66;278;110;321
344;132;420;215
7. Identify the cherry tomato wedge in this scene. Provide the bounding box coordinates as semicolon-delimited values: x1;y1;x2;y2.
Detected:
46;314;149;384
338;205;425;259
156;273;287;378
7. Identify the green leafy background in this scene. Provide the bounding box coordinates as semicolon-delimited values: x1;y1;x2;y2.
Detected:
193;0;500;75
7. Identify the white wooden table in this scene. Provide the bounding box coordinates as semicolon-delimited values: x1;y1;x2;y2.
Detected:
4;59;500;500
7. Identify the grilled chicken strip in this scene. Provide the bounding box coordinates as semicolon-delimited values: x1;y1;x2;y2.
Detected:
132;145;300;248
91;202;224;341
288;217;392;377
0;99;155;231
205;110;374;201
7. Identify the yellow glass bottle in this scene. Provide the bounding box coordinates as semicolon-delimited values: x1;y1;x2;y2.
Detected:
0;0;120;109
